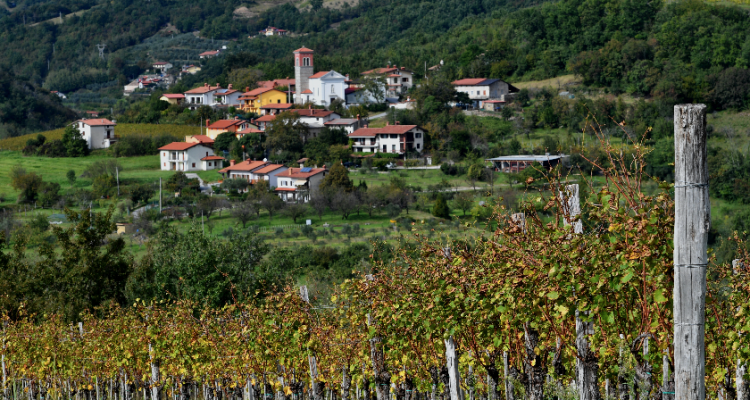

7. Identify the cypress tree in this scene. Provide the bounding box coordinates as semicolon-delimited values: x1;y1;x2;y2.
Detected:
432;194;451;219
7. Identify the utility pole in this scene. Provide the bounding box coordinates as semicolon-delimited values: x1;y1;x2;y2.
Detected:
116;167;120;196
673;104;708;400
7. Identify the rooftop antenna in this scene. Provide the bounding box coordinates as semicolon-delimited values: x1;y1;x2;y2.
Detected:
96;44;106;60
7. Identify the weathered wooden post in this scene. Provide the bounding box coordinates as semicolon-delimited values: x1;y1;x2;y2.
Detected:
444;337;462;400
503;352;510;400
673;103;709;400
733;260;748;400
364;275;389;400
149;343;160;400
300;286;322;400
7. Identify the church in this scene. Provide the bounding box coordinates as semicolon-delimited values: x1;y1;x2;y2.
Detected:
293;47;347;107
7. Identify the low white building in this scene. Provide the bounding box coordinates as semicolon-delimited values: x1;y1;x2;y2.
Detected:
158;142;223;171
259;26;288;36
451;78;519;107
291;108;340;137
275;167;327;203
323;117;367;134
199;50;220;59
153;62;173;72
185;83;221;109
349;124;424;154
361;66;415;97
75;119;117;150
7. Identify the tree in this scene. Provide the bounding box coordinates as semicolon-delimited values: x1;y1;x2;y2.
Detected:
432;193;451;219
231;201;257;228
501;106;514;120
61;125;89;157
214;131;238;154
320;163;353;192
309;193;329;220
129;184;154;205
310;0;324;11
228;68;264;92
38;182;61;207
92;174;117;198
66;170;77;185
196;196;221;220
467;164;483;190
333;190;359;220
453;191;474;216
265;112;306;154
260;193;283;222
10;166;43;204
284;202;308;223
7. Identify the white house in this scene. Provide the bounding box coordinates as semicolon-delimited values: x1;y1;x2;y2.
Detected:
361;66;414;97
75;119;117;150
349;124;424;154
274;167;327;203
451;78;519;107
185;83;221;109
213;86;242;107
250;164;288;188
158;142;223;171
199;50;220;59
259;26;288;36
153;62;173;72
290;108;340;137
218;160;268;182
323;117;367;134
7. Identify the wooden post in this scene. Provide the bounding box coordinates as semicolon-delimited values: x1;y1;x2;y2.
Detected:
149;343;160;400
365;275;388;400
503;352;510;400
662;355;671;400
444;337;462;400
300;286;321;400
673;103;709;400
733;260;748;400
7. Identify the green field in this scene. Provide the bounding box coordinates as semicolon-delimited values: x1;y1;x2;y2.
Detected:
0;124;202;151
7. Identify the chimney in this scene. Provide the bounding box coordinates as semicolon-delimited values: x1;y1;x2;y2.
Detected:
234;116;239;120
386;121;389;126
309;104;312;110
245;86;250;92
215;83;220;88
228;84;233;89
364;124;368;128
230;159;236;166
401;67;405;71
204;83;208;87
395;121;400;125
206;119;210;127
356;114;360;121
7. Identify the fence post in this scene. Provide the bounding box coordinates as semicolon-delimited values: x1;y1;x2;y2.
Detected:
365;275;389;400
733;259;748;400
444;337;462;400
299;286;321;400
673;103;709;400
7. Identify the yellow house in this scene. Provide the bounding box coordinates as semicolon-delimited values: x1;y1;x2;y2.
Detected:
239;87;288;114
160;94;185;105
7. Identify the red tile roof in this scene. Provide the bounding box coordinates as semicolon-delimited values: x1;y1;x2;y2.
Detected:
159;142;201;151
208;119;245;130
255;115;277;122
190;135;214;143
278;167;326;179
201;156;225;161
349;125;419;137
200;50;220;56
219;160;268;173
243;87;283;97
451;78;497;86
214;89;240;96
186;84;221;94
153;61;170;65
309;71;330;79
301;89;313;94
362;67;399;75
254;164;286;174
260;103;293;109
79;118;116;126
275;187;297;192
294;47;314;53
161;94;185;99
237;127;264;134
258;79;296;88
290;109;336;118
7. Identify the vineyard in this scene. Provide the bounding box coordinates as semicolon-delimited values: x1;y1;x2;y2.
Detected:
0;110;748;400
0;125;202;151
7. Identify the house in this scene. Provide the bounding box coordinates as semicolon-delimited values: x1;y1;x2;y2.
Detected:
254;114;276;131
260;103;294;115
153;62;173;72
483;100;506;111
75;119;117;150
292;47;347;107
218;160;268;182
323;117;367;134
361;65;414;97
213;86;242;107
51;91;67;100
236;127;264;139
199;50;220;59
206;118;258;139
258;78;296;92
485;154;566;173
274;167;328;202
123;79;140;96
289;108;340;137
181;65;202;75
239;87;288;114
249;163;288;187
451;78;519;107
85;111;99;118
185;135;215;146
184;83;221;109
259;26;288;36
159;142;223;171
160;93;185;105
348;123;424;154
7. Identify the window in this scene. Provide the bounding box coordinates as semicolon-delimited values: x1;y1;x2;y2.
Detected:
163;152;166;157
392;144;396;151
277;99;281;103
206;152;209;157
192;163;196;168
331;85;335;94
415;132;421;138
383;145;387;152
417;143;420;149
402;78;409;83
163;162;166;166
390;134;397;139
303;57;310;67
296;58;299;66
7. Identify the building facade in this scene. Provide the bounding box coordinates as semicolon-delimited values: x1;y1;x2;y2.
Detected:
76;119;117;150
159;142;222;171
349;124;424;154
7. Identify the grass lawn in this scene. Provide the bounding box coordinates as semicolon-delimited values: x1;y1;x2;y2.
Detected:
0;150;174;207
